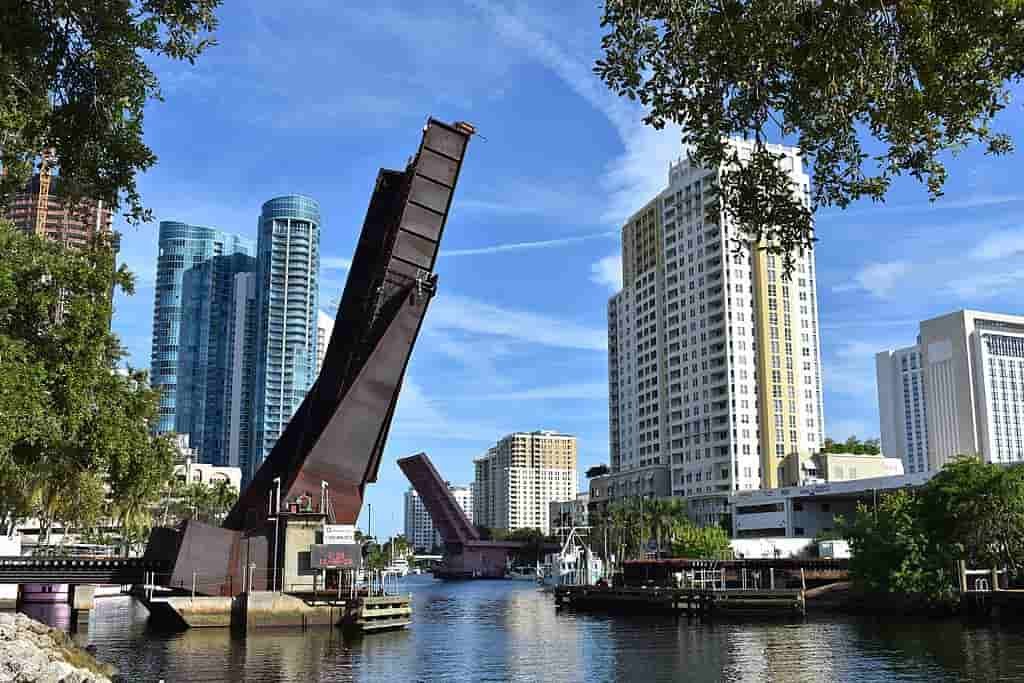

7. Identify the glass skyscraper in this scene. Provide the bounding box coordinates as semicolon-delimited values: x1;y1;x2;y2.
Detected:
224;272;259;475
252;195;321;473
150;222;255;445
177;245;256;464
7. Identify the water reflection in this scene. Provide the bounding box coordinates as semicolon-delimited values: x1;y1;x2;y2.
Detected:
73;579;1024;682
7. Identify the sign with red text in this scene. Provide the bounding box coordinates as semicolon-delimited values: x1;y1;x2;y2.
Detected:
311;543;362;569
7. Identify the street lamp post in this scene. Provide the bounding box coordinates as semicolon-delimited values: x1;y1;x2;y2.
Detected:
271;476;281;593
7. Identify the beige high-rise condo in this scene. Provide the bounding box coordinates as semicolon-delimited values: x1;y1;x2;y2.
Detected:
473;431;577;533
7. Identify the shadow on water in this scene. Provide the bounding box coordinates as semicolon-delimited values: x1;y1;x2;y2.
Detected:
71;579;1024;682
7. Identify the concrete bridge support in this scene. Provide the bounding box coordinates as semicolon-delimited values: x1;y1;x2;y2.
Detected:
143;591;345;631
68;585;95;627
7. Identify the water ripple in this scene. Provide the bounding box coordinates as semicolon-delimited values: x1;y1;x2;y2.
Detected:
71;579;1024;682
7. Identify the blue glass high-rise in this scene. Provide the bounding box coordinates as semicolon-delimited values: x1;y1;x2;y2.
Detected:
150;222;255;454
177;244;256;464
252;195;321;476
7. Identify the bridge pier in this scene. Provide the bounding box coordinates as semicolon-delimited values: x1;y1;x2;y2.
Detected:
68;584;95;628
13;584;97;630
0;583;16;611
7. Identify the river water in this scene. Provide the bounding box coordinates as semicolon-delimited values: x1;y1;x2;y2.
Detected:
71;577;1024;682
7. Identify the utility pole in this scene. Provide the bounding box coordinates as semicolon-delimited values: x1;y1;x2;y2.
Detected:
271;477;281;593
639;497;644;561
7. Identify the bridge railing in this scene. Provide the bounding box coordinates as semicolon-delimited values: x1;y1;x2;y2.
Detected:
142;567;407;600
143;571;238;599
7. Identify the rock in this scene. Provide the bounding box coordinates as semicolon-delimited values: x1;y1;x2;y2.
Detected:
0;614;113;683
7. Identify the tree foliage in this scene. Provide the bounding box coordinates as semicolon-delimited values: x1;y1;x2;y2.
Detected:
382;534;411;560
474;524;509;542
918;457;1024;577
841;457;1024;607
159;476;238;530
590;496;732;562
507;527;553;565
596;1;1024;268
841;488;955;606
0;0;221;222
822;436;881;455
0;222;174;543
671;523;732;560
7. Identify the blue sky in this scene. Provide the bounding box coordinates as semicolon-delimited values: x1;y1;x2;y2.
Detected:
111;1;1024;538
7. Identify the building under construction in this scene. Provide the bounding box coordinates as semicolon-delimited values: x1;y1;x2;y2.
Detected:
3;172;115;250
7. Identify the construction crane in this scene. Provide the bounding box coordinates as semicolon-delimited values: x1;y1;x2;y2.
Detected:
34;150;56;237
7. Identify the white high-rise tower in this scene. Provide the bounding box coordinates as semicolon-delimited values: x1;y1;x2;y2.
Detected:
607;141;825;526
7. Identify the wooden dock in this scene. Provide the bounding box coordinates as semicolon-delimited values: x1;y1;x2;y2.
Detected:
343;594;413;633
553;585;805;618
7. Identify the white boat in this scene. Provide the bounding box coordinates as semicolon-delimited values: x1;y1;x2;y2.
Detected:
539;528;603;590
384;556;410;577
506;564;541;581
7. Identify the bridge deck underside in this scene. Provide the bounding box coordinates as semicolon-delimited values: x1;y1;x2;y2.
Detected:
0;557;168;585
397;453;479;546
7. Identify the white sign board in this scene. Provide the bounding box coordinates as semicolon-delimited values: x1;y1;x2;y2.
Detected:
323;524;356;545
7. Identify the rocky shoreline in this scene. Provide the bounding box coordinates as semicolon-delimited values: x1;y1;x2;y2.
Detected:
0;613;115;683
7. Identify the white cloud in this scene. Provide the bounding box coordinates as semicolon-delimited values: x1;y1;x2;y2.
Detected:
456;179;604;222
470;0;684;226
322;256;352;271
472;382;608;401
428;292;606;351
823;363;877;399
947;269;1024;300
392;379;505;441
444;231;616;257
833;261;910;299
422;328;513;388
590;254;623;293
823;339;901;399
236;2;523;129
970;227;1024;261
820;193;1024;219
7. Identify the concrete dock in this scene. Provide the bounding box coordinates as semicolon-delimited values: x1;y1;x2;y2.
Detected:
141;589;412;632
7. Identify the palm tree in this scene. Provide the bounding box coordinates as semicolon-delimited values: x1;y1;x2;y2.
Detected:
590;509;609;561
647;499;675;557
608;501;630;567
208;479;238;523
